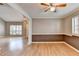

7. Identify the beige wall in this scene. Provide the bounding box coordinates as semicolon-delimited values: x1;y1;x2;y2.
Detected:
64;9;79;36
64;17;72;35
0;18;5;36
32;18;64;34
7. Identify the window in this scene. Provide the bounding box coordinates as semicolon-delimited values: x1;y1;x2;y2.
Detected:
10;25;22;35
72;15;79;35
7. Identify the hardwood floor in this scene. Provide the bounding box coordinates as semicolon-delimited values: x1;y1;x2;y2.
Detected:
22;43;79;56
0;37;79;56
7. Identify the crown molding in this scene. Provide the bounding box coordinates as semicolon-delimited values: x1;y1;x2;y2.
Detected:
32;17;64;20
63;7;79;19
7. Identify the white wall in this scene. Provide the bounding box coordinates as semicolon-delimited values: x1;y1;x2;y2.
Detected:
0;18;5;36
32;18;64;34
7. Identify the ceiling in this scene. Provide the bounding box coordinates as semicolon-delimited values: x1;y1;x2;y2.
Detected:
18;3;79;18
0;3;79;21
0;4;23;22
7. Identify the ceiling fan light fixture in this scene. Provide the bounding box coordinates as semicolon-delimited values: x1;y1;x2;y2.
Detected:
41;3;66;12
50;7;55;11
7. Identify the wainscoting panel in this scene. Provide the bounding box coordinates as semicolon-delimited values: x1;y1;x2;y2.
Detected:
32;34;79;50
64;35;79;50
32;35;64;42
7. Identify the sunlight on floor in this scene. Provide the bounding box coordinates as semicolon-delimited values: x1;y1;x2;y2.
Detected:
9;37;23;51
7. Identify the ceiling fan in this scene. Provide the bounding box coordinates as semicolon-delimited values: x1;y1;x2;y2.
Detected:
41;3;67;12
0;3;4;5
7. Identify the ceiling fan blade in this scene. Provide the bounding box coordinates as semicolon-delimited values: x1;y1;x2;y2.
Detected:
41;3;49;6
0;3;4;5
53;3;67;7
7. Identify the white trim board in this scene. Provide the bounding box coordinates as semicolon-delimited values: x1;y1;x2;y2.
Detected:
64;33;72;36
32;42;79;53
32;33;72;36
32;33;64;35
32;41;64;43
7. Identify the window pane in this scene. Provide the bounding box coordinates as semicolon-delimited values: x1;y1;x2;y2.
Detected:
10;25;22;35
75;16;78;26
72;17;75;34
72;16;79;34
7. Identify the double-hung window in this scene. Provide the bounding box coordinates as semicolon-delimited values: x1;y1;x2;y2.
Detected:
72;15;79;35
10;25;22;35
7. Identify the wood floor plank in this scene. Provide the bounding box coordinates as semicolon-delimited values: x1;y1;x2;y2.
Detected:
23;43;79;56
0;42;79;56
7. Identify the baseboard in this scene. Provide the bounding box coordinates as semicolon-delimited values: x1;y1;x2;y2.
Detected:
64;42;79;52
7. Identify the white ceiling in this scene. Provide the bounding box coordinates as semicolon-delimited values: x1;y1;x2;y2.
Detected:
18;3;79;18
0;3;79;21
